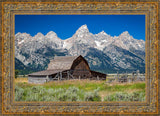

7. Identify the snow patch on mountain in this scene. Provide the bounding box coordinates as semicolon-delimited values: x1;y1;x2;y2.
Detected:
95;41;105;51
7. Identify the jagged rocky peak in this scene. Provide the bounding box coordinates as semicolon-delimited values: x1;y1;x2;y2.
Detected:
118;31;134;42
97;30;108;35
34;32;44;38
119;31;130;37
15;32;32;45
75;24;89;35
78;24;89;31
95;30;111;39
15;32;31;37
45;31;57;38
15;32;22;36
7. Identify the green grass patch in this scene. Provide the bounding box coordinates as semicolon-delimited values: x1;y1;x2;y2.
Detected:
15;80;145;101
104;90;145;101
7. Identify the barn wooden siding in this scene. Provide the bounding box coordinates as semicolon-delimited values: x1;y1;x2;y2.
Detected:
90;71;106;80
28;76;48;84
71;56;92;79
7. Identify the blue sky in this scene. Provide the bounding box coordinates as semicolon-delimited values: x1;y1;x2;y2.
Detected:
15;15;145;40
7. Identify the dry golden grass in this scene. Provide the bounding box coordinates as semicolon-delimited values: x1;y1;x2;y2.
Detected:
107;81;145;86
43;79;105;86
15;77;28;83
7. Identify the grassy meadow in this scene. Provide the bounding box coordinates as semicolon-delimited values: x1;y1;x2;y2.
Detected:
15;77;145;102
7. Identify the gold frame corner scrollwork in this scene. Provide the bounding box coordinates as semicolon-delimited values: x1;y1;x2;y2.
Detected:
1;1;159;115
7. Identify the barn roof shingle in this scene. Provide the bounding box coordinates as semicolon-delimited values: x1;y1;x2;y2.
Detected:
47;55;80;70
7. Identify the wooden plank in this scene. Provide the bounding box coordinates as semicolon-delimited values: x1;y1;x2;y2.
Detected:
97;76;99;80
60;72;62;80
68;71;74;79
67;71;70;80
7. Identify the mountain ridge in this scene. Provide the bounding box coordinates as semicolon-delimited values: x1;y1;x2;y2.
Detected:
15;24;145;74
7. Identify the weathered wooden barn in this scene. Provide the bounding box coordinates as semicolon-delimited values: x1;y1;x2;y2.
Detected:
28;55;106;84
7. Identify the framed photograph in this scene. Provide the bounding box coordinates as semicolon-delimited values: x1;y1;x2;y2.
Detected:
0;1;159;115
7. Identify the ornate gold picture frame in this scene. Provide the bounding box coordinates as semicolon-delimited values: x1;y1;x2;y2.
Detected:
0;1;159;115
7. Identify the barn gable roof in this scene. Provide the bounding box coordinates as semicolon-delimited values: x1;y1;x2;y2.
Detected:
28;55;91;76
47;55;84;70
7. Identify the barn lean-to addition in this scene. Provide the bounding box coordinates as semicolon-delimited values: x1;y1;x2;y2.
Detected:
28;55;106;84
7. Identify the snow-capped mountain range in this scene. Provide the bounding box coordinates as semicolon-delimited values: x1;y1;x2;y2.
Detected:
15;24;145;74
